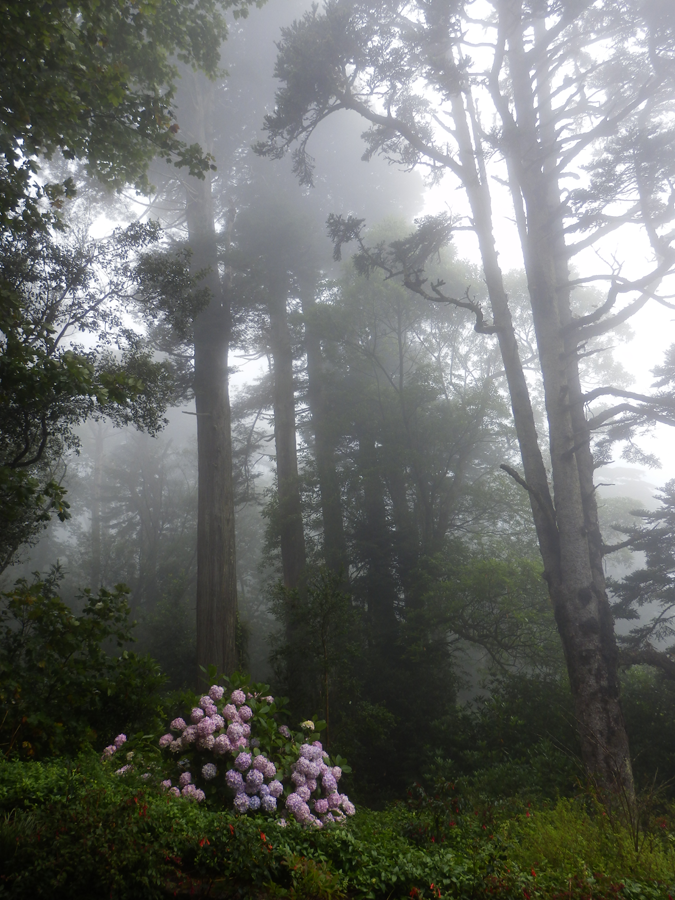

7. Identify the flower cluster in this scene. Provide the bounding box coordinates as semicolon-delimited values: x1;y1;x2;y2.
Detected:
101;733;126;760
157;680;355;825
284;742;355;827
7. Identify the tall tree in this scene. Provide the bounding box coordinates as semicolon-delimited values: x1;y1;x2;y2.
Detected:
257;0;675;795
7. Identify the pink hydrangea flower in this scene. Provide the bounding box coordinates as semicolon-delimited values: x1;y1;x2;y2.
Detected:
198;717;216;736
210;714;225;731
209;684;225;701
114;734;127;749
213;734;232;755
179;772;192;788
198;695;212;710
238;705;253;722
183;725;197;744
159;733;173;749
169;787;180;798
170;718;187;732
198;734;215;751
160;779;172;790
223;704;238;721
230;689;246;706
101;745;116;760
191;707;204;723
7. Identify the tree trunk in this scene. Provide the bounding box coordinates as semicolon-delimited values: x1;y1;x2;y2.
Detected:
300;284;349;574
185;77;238;680
267;279;306;589
451;31;633;795
501;3;633;795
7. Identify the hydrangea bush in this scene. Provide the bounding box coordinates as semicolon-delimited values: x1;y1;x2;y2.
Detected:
156;672;354;827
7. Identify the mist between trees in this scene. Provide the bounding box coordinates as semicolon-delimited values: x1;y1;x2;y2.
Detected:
2;0;675;809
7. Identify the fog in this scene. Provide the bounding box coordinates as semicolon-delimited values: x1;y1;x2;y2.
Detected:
3;0;675;804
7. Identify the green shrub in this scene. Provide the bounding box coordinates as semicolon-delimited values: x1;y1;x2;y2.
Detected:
0;570;165;759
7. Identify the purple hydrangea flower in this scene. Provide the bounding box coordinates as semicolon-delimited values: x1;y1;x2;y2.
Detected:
210;714;225;731
252;755;268;773
169;739;184;753
248;795;261;811
306;778;317;792
202;763;218;781
268;780;284;798
285;793;303;812
169;787;180;798
342;799;356;816
291;771;306;786
198;695;212;710
241;724;251;738
204;704;217;718
230;689;246;706
198;734;215;751
264;761;277;779
160;779;172;791
246;769;264;791
114;734;127;749
191;707;204;723
115;765;132;776
209;684;225;701
278;725;291;739
261;794;277;812
314;798;329;815
259;783;270;796
179;772;192;788
227;723;243;742
101;745;116;759
327;792;341;809
238;705;253;722
170;717;187;732
234;752;252;772
332;767;342;782
264;696;274;704
223;704;238;721
322;772;338;793
225;769;244;792
297;785;311;801
233;793;250;814
213;734;232;755
159;734;173;749
295;757;312;776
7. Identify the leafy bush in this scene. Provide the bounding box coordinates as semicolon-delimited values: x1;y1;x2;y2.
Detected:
0;757;673;900
0;570;164;759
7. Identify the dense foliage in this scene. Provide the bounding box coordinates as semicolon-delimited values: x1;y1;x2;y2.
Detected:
0;569;164;760
1;756;674;900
